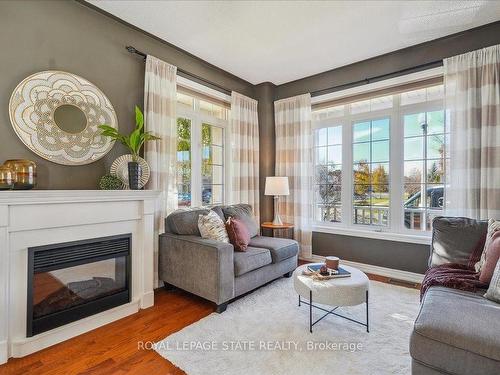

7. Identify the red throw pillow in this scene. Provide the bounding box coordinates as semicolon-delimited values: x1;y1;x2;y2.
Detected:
479;231;500;284
225;217;250;252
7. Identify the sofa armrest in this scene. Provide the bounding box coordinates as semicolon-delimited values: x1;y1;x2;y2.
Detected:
159;233;234;304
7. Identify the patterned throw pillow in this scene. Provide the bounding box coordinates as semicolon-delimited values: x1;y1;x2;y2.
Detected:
198;210;229;243
484;259;500;303
475;219;500;272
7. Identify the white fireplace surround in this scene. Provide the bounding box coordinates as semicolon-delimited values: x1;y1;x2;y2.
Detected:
0;190;160;364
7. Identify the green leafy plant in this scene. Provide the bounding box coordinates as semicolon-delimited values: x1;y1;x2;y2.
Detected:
99;106;160;161
98;174;123;190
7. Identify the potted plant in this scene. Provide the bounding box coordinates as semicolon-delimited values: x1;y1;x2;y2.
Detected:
99;106;160;190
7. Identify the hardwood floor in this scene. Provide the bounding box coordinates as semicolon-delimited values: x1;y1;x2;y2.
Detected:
1;289;214;375
0;263;419;375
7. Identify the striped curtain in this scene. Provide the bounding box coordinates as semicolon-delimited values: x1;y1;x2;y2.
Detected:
445;45;500;220
231;92;260;222
144;55;177;285
274;94;313;259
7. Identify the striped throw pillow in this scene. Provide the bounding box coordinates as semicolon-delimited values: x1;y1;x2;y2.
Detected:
198;210;229;243
484;259;500;303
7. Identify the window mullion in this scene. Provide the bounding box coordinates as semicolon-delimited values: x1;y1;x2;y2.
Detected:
191;111;202;207
391;94;404;234
343;111;353;227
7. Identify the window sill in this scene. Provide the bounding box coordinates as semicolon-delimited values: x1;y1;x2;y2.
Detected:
312;224;431;245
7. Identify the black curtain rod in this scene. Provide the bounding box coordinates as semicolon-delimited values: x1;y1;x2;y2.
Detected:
126;46;232;96
310;60;443;98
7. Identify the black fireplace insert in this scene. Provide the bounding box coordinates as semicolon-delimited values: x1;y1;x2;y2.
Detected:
27;234;131;337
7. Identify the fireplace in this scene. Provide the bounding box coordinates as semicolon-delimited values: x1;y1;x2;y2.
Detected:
27;234;131;337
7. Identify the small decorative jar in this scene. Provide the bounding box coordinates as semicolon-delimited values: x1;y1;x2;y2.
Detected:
3;159;37;189
0;165;15;190
325;256;340;270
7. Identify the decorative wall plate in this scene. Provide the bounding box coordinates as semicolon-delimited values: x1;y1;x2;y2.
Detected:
9;71;118;165
110;154;150;189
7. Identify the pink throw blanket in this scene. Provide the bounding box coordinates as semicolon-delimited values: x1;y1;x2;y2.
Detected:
420;263;487;300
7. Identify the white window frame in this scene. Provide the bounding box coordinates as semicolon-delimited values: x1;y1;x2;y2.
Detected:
176;80;231;208
311;67;444;244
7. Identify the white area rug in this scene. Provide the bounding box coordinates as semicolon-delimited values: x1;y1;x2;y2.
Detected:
155;277;420;375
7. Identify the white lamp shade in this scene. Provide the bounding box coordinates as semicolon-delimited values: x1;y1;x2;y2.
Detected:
265;177;289;196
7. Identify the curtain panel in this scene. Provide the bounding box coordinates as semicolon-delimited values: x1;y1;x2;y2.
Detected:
445;44;500;220
231;92;260;222
144;55;177;284
274;93;313;259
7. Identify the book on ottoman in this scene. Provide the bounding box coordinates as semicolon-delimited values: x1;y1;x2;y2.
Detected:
307;264;351;278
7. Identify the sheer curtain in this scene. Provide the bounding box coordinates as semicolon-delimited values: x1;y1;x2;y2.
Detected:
274;94;313;259
231;92;260;222
445;45;500;219
144;55;178;284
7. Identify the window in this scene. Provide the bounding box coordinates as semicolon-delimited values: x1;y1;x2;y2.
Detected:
403;110;447;230
353;118;390;226
314;126;342;222
176;88;230;207
312;79;445;235
177;117;192;207
202;124;224;205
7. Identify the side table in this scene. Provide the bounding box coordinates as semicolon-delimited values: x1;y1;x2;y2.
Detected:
260;222;294;239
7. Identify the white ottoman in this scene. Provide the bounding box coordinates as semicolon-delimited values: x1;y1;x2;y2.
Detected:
293;263;370;333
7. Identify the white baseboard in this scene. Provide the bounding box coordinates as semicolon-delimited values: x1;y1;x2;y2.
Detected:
0;340;7;365
302;255;424;284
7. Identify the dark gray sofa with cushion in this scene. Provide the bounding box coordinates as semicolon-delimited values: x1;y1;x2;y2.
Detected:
410;217;500;375
159;204;299;312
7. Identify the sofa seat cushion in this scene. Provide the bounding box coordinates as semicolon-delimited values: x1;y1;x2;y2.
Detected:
233;247;272;277
249;236;298;263
410;286;500;375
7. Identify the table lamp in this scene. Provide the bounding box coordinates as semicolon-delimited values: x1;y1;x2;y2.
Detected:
265;177;289;225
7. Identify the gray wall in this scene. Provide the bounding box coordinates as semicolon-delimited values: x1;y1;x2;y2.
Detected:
254;82;277;222
0;0;254;189
313;232;429;274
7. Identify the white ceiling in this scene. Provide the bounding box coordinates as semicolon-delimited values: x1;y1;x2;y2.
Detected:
88;0;500;85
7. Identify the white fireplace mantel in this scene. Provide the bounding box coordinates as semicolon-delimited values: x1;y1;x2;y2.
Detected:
0;190;160;364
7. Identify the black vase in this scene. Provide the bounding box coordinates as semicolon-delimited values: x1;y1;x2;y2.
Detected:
128;161;142;190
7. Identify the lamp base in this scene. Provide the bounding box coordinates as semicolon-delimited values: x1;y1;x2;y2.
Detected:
272;215;283;226
272;196;283;226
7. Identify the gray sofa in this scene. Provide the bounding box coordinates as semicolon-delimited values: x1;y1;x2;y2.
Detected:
410;217;500;375
158;204;299;312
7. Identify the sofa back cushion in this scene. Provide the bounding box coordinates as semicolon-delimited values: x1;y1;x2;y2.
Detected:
166;208;210;236
430;216;488;268
221;204;259;238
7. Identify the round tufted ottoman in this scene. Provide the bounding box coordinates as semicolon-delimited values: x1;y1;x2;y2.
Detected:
293;263;370;333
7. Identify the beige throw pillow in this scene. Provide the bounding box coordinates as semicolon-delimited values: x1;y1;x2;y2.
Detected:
198;210;229;243
484;259;500;303
475;219;500;272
